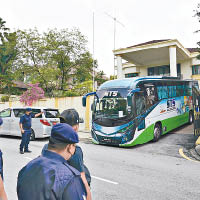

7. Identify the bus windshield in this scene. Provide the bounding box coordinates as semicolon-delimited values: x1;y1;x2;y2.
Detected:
95;97;129;119
93;88;132;125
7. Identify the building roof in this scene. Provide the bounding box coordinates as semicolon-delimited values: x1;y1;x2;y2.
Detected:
127;39;170;48
187;48;200;53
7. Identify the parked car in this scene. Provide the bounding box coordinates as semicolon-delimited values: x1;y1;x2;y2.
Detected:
0;107;60;140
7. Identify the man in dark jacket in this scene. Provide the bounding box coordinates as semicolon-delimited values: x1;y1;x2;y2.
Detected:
0;117;7;200
17;123;86;200
42;109;91;200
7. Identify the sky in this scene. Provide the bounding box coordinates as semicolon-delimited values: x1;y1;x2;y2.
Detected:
1;0;200;77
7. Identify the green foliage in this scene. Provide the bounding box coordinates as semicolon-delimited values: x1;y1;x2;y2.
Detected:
0;18;106;97
14;28;97;97
73;80;93;96
194;5;200;60
95;70;108;86
0;17;9;42
0;18;17;95
64;91;80;97
110;75;117;80
1;95;9;102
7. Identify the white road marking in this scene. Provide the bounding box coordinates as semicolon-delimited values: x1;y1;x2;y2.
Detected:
91;175;119;185
24;157;119;185
24;157;32;160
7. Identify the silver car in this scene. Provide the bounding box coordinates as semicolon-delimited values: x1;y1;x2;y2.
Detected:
0;107;60;140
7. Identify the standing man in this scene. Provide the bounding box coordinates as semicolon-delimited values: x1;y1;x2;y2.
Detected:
19;108;43;154
0;117;8;200
17;123;86;200
42;109;92;200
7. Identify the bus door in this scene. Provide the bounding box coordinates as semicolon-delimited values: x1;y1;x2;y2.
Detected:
193;86;200;136
134;91;146;131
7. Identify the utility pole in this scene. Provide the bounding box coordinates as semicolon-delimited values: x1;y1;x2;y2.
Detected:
92;11;95;91
104;12;125;79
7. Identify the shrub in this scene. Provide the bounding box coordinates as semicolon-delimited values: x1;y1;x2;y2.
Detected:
1;96;10;102
20;83;45;106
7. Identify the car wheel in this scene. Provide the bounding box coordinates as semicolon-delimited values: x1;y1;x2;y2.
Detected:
30;129;35;141
188;111;193;125
153;124;161;142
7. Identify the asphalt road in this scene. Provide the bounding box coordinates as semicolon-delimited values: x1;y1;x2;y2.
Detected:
0;124;200;200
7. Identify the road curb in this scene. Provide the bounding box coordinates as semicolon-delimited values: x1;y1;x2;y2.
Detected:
195;145;200;156
189;148;200;161
195;136;200;146
179;148;200;163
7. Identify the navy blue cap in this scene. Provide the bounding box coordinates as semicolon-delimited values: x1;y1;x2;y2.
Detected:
25;108;32;112
0;118;3;126
50;123;79;144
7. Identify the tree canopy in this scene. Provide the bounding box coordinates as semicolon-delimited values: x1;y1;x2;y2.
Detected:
0;17;107;97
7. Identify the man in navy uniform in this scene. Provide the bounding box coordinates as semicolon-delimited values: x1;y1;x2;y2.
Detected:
42;109;91;199
0;117;8;200
19;108;43;154
17;123;86;200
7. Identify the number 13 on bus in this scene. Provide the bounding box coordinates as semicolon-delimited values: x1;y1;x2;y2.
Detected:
82;76;199;147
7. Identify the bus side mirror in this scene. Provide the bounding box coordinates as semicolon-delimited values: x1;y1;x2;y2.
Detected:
91;103;95;111
82;92;96;107
82;96;86;107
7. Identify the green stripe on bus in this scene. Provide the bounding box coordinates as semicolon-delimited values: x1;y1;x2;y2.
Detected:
120;112;189;147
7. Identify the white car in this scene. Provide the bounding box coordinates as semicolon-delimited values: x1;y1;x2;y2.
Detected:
0;107;60;140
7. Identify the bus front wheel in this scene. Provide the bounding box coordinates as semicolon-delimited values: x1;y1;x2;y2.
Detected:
153;124;161;142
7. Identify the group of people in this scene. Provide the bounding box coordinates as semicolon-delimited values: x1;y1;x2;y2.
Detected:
0;108;92;200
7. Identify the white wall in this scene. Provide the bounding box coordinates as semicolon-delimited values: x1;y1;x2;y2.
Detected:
139;66;148;76
181;60;192;79
0;96;93;131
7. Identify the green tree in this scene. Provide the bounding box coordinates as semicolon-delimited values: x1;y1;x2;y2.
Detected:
15;28;97;97
0;18;17;95
95;70;108;86
43;28;96;90
0;17;9;42
73;80;93;96
15;29;59;97
109;75;117;80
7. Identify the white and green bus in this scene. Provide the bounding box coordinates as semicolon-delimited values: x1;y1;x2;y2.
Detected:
82;76;198;147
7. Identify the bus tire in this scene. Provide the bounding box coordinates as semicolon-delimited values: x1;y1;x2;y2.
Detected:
30;129;35;141
188;111;193;125
153;124;161;142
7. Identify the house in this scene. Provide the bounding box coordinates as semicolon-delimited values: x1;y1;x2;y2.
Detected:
113;39;200;84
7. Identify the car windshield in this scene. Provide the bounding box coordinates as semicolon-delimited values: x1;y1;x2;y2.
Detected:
44;109;60;118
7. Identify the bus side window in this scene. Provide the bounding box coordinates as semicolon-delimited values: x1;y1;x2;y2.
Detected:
177;84;184;96
157;86;162;100
135;92;146;116
168;83;176;98
185;83;192;96
144;83;158;108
